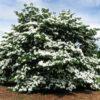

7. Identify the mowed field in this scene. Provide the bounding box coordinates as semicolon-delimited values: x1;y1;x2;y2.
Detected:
0;86;100;100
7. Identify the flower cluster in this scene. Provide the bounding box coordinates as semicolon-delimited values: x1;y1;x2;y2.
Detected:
0;4;100;92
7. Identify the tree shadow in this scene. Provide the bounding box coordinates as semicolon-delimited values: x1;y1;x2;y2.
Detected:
0;85;94;98
27;88;93;98
26;89;75;98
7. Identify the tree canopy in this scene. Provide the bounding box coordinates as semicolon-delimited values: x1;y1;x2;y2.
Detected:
0;4;100;93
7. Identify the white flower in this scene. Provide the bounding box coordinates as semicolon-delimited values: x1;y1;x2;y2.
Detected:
26;21;38;25
66;82;76;91
96;65;100;69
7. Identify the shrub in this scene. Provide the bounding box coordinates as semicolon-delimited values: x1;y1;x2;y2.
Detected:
0;4;100;92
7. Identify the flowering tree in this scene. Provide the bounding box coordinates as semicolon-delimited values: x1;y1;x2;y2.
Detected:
0;4;100;92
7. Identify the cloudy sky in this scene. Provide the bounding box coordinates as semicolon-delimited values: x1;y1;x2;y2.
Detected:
0;0;100;45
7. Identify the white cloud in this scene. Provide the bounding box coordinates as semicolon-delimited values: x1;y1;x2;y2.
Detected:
0;5;17;20
17;0;33;3
16;0;44;7
78;0;100;6
75;12;100;27
62;0;100;7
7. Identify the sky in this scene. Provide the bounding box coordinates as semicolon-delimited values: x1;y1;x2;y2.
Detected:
0;0;100;46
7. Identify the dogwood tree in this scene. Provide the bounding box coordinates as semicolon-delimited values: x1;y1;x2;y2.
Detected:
0;4;100;92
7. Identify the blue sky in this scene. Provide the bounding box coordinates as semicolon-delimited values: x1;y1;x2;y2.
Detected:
0;0;100;45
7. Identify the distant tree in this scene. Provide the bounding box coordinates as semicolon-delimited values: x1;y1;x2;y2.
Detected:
0;4;100;92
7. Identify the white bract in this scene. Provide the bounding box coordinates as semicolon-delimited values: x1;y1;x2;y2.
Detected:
0;4;100;93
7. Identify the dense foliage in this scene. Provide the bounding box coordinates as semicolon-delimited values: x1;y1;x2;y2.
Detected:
0;4;100;92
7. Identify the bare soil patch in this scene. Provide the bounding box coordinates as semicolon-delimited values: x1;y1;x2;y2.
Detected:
0;86;100;100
